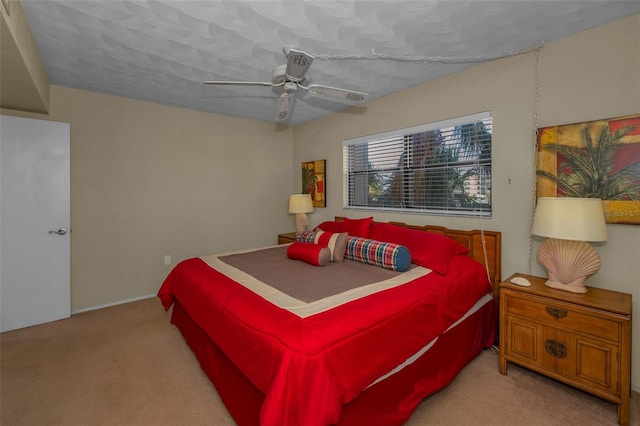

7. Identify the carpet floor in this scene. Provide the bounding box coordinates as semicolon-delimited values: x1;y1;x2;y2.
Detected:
1;297;637;425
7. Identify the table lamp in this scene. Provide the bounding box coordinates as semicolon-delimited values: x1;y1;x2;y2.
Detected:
530;197;607;293
289;194;314;234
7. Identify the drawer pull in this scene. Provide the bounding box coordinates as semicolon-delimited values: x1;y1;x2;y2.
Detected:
545;306;568;319
545;339;567;358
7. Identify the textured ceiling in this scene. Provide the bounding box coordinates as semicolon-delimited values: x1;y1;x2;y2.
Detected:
21;0;640;126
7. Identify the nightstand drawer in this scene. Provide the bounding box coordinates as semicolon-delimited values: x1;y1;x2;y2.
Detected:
505;293;620;342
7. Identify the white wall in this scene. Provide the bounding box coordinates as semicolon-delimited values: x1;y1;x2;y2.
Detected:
293;14;640;391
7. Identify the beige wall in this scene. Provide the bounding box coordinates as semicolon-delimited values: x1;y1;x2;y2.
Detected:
293;14;640;391
2;87;295;310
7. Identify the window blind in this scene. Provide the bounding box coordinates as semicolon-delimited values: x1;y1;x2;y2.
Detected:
342;112;492;216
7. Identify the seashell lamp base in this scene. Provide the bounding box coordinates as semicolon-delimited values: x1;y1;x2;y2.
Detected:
537;238;602;294
544;279;589;293
295;213;309;234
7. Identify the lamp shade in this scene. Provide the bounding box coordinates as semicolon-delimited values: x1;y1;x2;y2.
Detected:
288;194;314;214
531;197;607;242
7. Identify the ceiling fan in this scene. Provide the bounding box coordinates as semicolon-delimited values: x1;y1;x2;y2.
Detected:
204;48;369;123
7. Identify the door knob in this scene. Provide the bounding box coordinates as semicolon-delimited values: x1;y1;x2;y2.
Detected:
49;228;68;235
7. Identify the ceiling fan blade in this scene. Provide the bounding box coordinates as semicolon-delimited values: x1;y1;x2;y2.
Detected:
275;92;295;122
204;80;277;87
306;84;368;103
284;49;314;82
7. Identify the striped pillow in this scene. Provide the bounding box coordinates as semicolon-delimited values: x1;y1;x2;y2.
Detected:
344;237;411;272
296;230;348;262
296;231;316;244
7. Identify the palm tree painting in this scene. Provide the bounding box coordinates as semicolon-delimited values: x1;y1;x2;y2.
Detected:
302;160;325;207
536;114;640;224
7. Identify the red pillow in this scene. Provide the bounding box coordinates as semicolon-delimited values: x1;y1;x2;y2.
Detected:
368;222;468;274
287;242;331;266
314;221;348;233
343;217;374;238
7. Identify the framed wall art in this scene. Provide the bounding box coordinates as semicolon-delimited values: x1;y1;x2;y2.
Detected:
536;114;640;224
302;160;326;208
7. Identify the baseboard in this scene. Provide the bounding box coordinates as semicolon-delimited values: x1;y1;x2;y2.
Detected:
71;294;156;315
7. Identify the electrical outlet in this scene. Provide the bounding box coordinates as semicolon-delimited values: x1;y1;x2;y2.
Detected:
164;255;171;266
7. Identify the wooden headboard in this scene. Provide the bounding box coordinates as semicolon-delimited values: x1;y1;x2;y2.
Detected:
335;217;502;297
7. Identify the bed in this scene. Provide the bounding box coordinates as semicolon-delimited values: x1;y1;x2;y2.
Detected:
158;217;501;426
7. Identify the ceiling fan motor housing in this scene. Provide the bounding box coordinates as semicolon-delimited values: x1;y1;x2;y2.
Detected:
283;81;297;93
272;64;288;85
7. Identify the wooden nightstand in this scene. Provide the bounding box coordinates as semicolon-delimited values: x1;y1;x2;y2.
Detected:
277;232;297;245
499;273;632;426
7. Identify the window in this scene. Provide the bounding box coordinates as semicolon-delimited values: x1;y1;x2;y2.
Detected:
343;112;492;216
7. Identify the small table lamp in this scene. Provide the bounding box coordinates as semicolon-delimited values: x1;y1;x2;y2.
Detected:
531;197;608;293
288;194;314;234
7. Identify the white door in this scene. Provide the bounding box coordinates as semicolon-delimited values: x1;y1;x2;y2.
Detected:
1;115;70;332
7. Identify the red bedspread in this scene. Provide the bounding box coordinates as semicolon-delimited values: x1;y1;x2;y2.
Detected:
158;253;494;426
